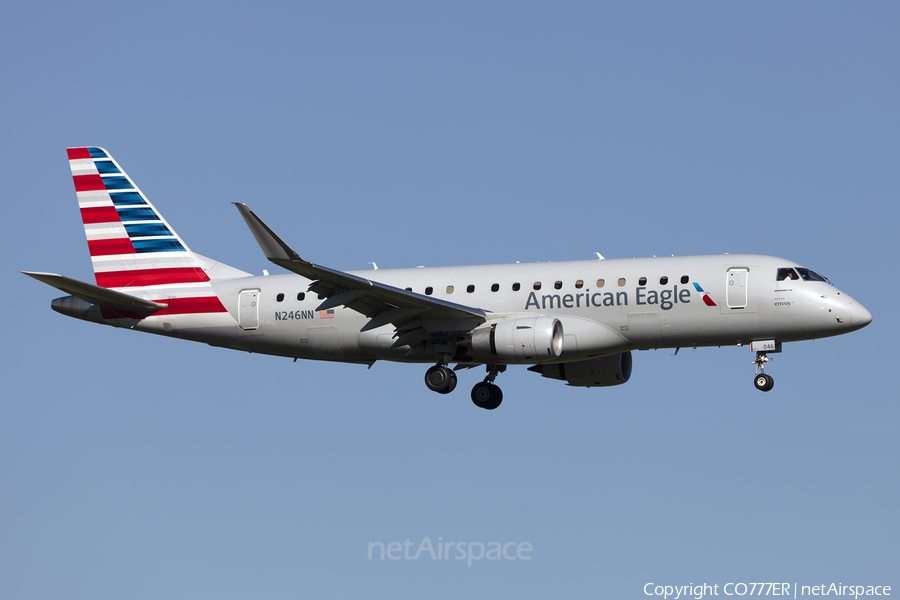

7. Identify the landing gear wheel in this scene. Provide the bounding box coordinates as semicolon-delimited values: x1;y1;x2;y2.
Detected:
751;350;776;392
437;370;457;394
425;365;455;393
484;385;503;410
471;381;503;410
471;382;492;406
754;373;774;392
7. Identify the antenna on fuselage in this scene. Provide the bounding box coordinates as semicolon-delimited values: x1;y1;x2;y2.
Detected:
595;252;605;260
369;262;378;270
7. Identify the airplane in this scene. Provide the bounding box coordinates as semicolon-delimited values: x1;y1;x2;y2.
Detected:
24;147;873;410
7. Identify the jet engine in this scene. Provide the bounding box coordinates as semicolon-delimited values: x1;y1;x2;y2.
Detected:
528;352;632;387
470;316;563;363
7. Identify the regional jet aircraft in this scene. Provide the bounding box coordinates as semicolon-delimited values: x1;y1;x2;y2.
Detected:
24;147;873;409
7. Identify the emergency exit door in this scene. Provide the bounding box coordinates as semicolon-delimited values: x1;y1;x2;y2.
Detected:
239;290;260;329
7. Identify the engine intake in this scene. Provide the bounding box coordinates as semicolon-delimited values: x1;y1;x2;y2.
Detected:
470;316;563;363
528;352;633;387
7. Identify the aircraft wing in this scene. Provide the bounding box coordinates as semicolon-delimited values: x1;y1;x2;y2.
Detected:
234;204;487;335
22;271;166;313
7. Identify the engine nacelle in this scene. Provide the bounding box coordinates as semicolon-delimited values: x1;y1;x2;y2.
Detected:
528;352;633;387
470;316;563;363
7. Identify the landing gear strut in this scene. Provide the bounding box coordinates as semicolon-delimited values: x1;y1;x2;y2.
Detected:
752;351;774;392
471;365;505;410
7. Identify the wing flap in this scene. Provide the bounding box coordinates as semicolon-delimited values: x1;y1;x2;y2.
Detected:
315;289;372;312
360;308;428;332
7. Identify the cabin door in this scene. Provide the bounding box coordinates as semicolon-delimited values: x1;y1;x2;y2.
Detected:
726;268;749;309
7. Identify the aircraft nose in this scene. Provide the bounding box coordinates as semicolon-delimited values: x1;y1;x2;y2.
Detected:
851;302;873;328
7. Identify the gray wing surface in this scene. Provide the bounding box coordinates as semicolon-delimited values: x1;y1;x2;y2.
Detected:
234;204;487;344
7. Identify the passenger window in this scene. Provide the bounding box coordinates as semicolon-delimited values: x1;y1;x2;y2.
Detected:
596;279;605;288
534;282;542;290
638;277;647;286
425;287;433;296
276;293;284;302
405;287;412;292
554;281;563;290
777;268;800;281
297;292;305;301
512;283;521;291
660;276;668;285
680;275;689;284
446;286;454;294
491;283;499;292
617;278;626;287
467;285;475;293
575;280;584;289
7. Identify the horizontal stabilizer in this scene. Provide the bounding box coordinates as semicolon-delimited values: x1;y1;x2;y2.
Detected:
22;271;166;313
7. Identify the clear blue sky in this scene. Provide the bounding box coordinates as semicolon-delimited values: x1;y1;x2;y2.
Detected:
1;2;897;598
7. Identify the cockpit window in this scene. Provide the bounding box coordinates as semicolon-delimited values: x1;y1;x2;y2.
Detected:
796;268;831;284
777;268;800;281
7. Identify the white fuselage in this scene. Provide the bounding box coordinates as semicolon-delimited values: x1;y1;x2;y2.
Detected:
122;254;870;365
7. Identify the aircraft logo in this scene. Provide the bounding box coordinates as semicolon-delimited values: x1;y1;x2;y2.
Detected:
693;282;717;307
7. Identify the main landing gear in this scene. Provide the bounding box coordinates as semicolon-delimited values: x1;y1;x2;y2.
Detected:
471;365;505;411
753;351;774;392
424;363;505;410
424;364;457;394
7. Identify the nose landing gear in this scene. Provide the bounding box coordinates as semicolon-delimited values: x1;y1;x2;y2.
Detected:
754;372;774;391
752;351;775;392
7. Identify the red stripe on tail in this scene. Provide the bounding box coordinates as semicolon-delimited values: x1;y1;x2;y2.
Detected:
95;267;211;288
67;148;92;160
81;206;121;224
73;174;106;192
153;297;227;316
88;238;136;256
99;296;227;320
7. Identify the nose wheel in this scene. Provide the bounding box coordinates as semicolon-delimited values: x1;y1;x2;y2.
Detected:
754;373;774;391
752;351;775;392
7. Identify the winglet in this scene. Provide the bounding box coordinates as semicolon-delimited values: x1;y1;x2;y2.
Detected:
233;203;304;263
233;203;373;287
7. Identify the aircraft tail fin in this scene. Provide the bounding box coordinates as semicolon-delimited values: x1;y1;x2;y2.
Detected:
66;146;246;290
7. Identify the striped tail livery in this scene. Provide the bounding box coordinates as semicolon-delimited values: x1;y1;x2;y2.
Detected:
24;147;248;326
